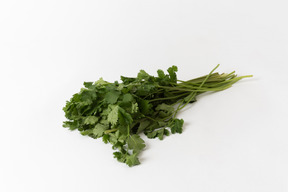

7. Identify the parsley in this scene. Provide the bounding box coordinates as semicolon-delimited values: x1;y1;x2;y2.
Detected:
63;64;252;167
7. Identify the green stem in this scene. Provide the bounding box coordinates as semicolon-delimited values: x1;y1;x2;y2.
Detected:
200;75;253;88
175;64;220;114
149;92;190;102
104;128;118;134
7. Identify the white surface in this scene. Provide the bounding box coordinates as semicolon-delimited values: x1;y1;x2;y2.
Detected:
1;0;288;192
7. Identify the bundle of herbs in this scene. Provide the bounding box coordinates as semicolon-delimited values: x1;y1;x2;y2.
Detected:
63;64;251;166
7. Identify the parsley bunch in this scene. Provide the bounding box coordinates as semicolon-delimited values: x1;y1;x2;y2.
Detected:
63;65;251;167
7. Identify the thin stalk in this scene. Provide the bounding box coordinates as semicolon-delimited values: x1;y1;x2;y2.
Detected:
104;128;118;134
198;75;253;88
149;92;190;102
176;64;220;113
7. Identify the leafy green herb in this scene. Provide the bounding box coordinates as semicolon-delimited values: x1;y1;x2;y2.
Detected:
63;64;252;167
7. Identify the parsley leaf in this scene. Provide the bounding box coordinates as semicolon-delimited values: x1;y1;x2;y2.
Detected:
125;153;140;167
170;119;184;134
127;134;146;153
107;105;119;126
105;90;121;104
93;124;107;138
84;116;99;125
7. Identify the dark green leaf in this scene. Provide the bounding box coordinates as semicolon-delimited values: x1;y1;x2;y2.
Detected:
167;65;178;83
125;153;140;167
137;70;150;80
118;107;133;126
122;93;133;103
107;105;119;125
105;90;121;104
84;116;99;125
93;124;107;138
83;82;93;89
146;128;169;140
136;120;151;134
137;99;152;115
63;120;79;130
170;119;184;134
157;69;165;79
113;152;126;163
127;135;145;153
80;129;93;136
102;134;110;144
118;125;129;136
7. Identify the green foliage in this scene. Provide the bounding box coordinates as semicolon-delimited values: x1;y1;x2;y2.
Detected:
63;64;251;167
105;90;121;104
84;116;99;125
146;128;170;140
170;119;184;134
93;124;107;138
127;135;145;153
107;105;119;126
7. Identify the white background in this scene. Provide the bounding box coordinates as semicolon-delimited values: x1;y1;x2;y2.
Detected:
1;0;288;192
